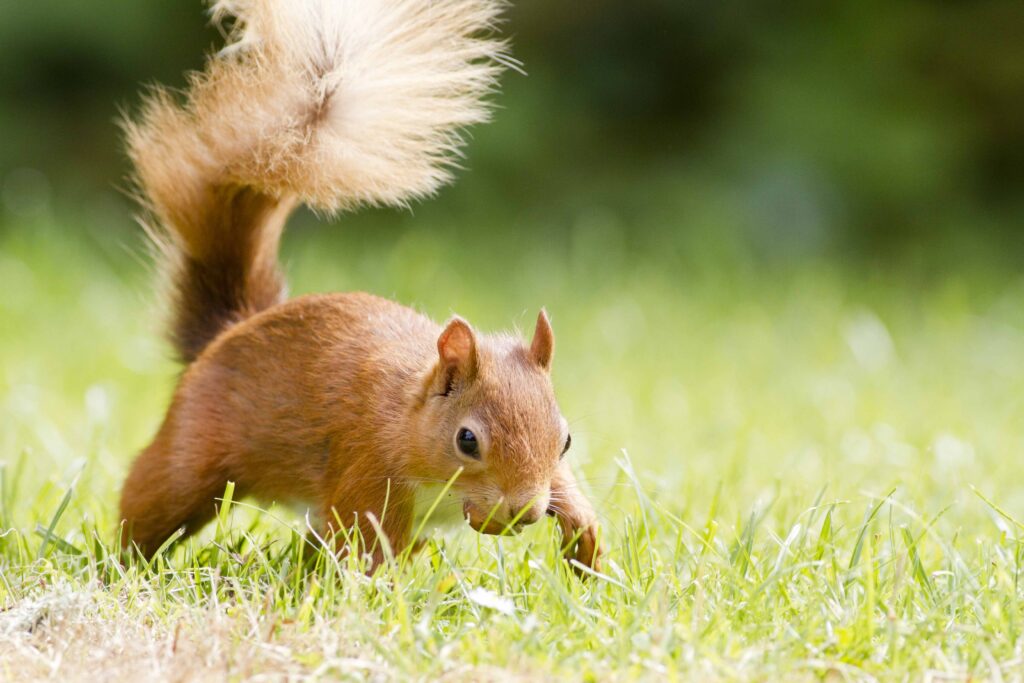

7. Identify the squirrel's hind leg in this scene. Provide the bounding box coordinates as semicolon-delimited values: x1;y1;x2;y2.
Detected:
118;435;232;558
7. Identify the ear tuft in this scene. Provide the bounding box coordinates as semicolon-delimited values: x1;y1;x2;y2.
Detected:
437;316;478;388
530;309;555;370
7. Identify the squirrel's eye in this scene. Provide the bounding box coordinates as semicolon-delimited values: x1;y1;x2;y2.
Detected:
561;433;572;458
456;427;480;458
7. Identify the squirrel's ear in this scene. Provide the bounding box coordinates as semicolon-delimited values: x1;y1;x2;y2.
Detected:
437;316;478;388
530;309;555;371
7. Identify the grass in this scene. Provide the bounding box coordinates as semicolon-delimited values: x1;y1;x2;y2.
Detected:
3;211;1024;681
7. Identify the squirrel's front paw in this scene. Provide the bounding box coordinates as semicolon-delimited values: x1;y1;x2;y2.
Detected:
561;519;602;575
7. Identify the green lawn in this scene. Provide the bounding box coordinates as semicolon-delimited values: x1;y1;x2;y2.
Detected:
3;215;1024;681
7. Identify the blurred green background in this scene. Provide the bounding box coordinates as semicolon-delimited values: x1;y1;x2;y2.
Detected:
5;4;1024;675
2;0;1023;263
2;1;1024;529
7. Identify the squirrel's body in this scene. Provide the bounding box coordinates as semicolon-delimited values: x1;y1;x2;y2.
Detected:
123;292;437;551
118;0;600;571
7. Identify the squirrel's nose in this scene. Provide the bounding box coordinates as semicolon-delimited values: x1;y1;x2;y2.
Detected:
507;492;549;526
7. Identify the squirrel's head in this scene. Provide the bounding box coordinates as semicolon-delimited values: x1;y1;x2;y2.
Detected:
414;310;570;535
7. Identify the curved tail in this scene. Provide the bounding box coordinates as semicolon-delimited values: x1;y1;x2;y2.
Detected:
124;0;505;362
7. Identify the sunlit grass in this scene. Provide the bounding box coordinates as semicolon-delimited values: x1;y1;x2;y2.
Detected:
3;215;1024;680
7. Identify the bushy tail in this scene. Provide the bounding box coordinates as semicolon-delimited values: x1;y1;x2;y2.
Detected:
124;0;505;362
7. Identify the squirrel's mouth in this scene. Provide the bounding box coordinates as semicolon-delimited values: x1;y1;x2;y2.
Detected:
462;499;525;535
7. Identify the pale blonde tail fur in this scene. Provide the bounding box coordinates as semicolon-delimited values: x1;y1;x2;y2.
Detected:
123;0;506;362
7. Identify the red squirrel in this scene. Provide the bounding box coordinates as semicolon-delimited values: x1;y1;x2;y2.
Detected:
117;0;601;572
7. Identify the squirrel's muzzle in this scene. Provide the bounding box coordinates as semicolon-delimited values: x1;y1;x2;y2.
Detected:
462;493;548;535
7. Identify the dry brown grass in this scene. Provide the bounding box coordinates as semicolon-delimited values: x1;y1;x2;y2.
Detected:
0;585;554;682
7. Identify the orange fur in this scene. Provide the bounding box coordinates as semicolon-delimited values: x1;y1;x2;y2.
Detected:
118;0;601;573
120;290;602;570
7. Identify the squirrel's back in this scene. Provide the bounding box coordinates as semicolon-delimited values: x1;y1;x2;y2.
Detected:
124;0;505;362
159;291;437;504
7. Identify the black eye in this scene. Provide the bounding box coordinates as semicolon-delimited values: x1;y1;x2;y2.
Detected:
456;427;480;458
561;433;572;457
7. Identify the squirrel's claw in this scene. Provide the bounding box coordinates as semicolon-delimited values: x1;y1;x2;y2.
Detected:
566;522;602;576
553;513;602;576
